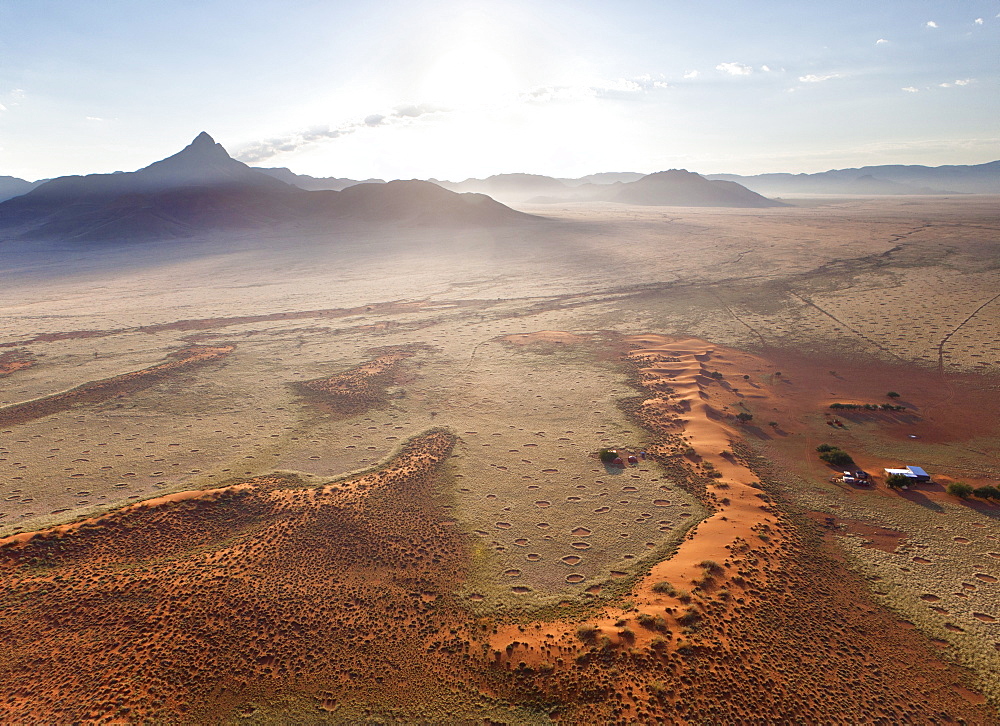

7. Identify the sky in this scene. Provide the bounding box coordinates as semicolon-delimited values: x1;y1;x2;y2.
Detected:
0;0;997;181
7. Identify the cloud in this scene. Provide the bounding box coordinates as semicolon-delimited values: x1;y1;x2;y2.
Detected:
0;103;6;112
716;62;753;76
975;17;984;25
925;20;938;28
953;78;974;86
85;116;103;121
235;104;444;164
938;82;952;88
876;38;889;45
902;86;919;93
760;65;772;72
798;73;841;83
683;70;699;79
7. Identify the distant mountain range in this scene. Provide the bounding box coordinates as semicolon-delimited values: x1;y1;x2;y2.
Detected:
2;144;998;237
433;169;784;207
706;162;1000;195
0;133;533;242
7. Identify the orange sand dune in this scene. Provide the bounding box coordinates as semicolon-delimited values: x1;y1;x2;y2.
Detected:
486;333;992;724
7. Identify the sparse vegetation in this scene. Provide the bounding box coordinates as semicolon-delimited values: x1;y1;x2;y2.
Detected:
972;485;1000;500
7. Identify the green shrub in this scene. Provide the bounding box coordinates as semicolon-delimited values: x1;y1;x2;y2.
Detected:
816;443;834;453
818;448;853;467
887;391;901;398
973;485;1000;500
947;482;973;499
885;473;909;489
598;449;618;464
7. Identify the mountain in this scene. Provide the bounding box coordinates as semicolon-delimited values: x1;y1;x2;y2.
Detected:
0;133;534;242
0;176;43;203
434;174;572;204
708;161;1000;195
253;167;385;191
611;169;784;207
559;172;645;186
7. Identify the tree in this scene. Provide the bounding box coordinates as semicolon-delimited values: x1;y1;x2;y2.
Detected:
885;473;909;489
819;448;853;467
735;412;753;423
886;391;901;399
973;485;1000;500
598;449;618;463
947;482;974;499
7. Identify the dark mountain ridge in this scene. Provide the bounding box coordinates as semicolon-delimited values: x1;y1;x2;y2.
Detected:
0;134;534;242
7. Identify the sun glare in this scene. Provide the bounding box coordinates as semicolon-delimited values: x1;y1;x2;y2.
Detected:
420;44;519;108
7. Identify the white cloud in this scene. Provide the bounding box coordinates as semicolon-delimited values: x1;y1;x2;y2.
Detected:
902;86;919;93
235;104;445;163
953;78;974;86
925;20;938;28
798;73;841;83
0;103;7;112
683;70;699;79
716;62;753;76
974;17;984;25
760;65;772;72
85;116;103;121
876;38;889;45
939;82;952;88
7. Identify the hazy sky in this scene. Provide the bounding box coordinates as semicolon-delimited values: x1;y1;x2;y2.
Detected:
1;0;997;180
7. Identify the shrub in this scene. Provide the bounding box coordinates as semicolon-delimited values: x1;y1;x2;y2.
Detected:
816;443;835;453
651;581;676;596
887;391;901;399
598;449;618;464
637;612;668;631
885;473;909;489
947;482;974;499
735;412;753;423
576;624;598;642
973;485;1000;500
818;448;853;467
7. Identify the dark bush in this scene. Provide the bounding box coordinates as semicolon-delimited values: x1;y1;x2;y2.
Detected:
947;482;973;499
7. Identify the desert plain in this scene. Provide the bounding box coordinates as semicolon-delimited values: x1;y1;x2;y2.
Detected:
0;195;998;722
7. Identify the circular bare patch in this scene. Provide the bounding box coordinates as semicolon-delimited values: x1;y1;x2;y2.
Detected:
504;569;522;577
496;522;512;529
566;573;585;583
609;571;628;578
571;542;591;550
975;573;998;582
534;500;551;508
653;500;671;507
468;593;484;601
511;586;531;594
920;594;941;602
953;537;971;544
561;555;582;566
973;613;997;623
526;553;541;561
513;538;529;546
536;522;550;529
571;527;592;536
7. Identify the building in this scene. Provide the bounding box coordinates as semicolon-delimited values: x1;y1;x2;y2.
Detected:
883;465;931;483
